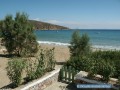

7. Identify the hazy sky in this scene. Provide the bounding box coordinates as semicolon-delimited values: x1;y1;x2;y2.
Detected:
1;0;120;29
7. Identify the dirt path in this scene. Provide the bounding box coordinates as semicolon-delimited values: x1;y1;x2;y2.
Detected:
0;55;10;88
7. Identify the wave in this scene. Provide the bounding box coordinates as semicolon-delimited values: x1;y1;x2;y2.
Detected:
37;40;120;50
37;41;70;46
92;45;120;50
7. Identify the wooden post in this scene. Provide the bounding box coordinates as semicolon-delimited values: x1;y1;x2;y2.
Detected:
64;66;67;82
72;68;75;83
68;66;71;82
59;67;63;81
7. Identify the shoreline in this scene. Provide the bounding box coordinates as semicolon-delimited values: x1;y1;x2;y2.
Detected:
39;42;120;51
39;43;119;63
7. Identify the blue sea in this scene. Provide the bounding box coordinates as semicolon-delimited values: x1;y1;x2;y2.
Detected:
34;29;120;50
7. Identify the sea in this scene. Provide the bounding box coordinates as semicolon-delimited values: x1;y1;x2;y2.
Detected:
34;29;120;50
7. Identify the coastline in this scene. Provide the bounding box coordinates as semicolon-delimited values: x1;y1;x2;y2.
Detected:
39;43;119;62
39;42;120;51
35;30;120;51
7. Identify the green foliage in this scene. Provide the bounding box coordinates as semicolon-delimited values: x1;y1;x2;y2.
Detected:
5;47;55;86
0;12;38;56
64;31;119;82
66;55;116;82
69;30;91;58
25;58;38;81
118;77;120;84
66;56;93;72
25;53;45;81
92;50;120;60
92;50;120;78
25;48;56;82
35;49;46;78
91;58;115;82
6;58;26;87
67;30;92;73
45;48;56;71
0;20;3;37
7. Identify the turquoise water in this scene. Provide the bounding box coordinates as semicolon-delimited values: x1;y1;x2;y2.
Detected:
34;29;120;50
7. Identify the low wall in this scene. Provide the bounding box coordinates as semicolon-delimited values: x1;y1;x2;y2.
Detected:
20;69;60;90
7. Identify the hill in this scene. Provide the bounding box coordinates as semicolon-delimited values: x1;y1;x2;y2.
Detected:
29;20;69;30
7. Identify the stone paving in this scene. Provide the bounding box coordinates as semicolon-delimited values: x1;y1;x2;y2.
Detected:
44;82;79;90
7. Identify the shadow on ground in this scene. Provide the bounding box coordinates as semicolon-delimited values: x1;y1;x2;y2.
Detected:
0;83;15;89
65;83;79;90
0;54;15;58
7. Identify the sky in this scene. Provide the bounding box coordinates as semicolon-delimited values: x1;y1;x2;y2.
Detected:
0;0;120;29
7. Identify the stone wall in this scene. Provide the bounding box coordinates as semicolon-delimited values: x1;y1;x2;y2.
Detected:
20;69;60;90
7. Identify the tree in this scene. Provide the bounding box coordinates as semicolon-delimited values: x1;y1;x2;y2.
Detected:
69;30;91;58
0;12;38;56
0;20;3;37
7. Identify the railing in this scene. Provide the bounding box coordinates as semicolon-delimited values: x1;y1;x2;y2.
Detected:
59;66;79;83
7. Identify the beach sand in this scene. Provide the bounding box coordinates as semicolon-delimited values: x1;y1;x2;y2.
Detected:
0;44;70;88
40;44;70;62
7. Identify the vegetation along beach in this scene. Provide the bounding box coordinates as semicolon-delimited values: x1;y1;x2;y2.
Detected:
0;0;120;90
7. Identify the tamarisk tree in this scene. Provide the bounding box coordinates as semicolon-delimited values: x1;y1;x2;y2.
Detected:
69;30;91;58
0;12;38;56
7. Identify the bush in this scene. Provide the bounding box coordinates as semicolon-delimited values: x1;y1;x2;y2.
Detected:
6;58;26;87
92;50;120;78
25;58;38;81
91;59;115;82
66;56;94;72
66;56;116;82
45;48;56;71
25;48;56;82
35;49;46;78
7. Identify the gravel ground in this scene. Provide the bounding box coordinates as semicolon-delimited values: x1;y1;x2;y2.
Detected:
44;82;80;90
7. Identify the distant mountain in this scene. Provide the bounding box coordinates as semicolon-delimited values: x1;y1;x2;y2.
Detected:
29;20;69;30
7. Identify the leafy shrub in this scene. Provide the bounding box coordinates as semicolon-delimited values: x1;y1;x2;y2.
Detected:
25;48;56;82
35;49;46;78
66;55;116;82
25;58;38;81
6;58;26;87
92;50;120;78
45;48;55;71
66;56;94;72
92;59;115;82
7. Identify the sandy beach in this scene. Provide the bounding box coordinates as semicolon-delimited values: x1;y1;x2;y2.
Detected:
0;44;70;88
40;44;70;62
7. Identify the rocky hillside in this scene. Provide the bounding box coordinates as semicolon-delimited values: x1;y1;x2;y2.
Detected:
29;20;69;30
